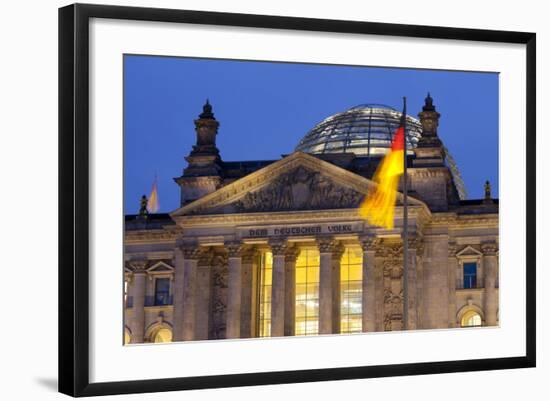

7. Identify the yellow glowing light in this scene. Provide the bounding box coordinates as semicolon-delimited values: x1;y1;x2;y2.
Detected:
154;328;172;343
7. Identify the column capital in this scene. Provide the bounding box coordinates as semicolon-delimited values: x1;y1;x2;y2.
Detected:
359;235;381;252
179;243;201;259
481;241;498;256
129;259;148;273
225;241;244;258
197;247;213;267
284;246;300;263
406;234;423;251
316;237;340;253
268;238;289;256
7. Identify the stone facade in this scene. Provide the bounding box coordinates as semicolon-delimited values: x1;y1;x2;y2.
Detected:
123;97;498;344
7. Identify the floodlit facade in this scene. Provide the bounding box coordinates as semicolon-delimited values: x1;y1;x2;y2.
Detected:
123;95;499;344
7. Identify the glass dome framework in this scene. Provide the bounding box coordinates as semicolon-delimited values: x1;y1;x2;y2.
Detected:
295;104;422;156
295;103;467;200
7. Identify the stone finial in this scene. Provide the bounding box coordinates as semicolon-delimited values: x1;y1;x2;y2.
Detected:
138;195;148;217
422;92;436;112
483;180;494;204
199;99;215;120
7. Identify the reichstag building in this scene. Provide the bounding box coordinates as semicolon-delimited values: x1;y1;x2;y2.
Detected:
124;94;499;344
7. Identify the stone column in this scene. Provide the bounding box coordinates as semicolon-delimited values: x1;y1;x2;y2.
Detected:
318;237;343;335
240;248;257;338
360;235;379;332
181;245;201;341
195;249;213;340
129;260;147;343
447;243;458;328
226;241;244;339
405;236;421;330
284;246;299;336
269;238;288;337
172;248;185;341
481;242;499;326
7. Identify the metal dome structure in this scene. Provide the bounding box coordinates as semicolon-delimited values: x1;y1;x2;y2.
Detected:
295;104;422;156
295;103;467;200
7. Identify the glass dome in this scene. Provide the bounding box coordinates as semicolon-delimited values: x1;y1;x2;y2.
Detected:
295;104;422;156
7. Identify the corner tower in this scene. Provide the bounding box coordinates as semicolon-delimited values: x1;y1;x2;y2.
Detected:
175;100;223;206
409;93;461;210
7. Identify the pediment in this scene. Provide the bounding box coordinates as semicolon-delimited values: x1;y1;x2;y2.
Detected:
456;245;483;257
147;261;174;273
171;152;424;217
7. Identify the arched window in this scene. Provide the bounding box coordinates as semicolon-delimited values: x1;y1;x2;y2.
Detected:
124;329;131;345
461;310;482;327
340;247;362;333
153;327;172;343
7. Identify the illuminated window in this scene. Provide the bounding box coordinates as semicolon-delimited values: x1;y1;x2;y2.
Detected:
153;327;172;343
154;278;170;306
295;249;320;336
461;310;482;327
258;251;273;337
340;247;363;333
463;262;477;289
124;329;131;345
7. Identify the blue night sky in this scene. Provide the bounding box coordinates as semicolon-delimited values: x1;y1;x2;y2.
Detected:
124;55;499;214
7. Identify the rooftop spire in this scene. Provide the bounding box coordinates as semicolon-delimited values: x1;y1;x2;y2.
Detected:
422;92;436;112
199;98;215;120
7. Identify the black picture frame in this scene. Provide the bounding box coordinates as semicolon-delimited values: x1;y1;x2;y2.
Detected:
58;3;536;397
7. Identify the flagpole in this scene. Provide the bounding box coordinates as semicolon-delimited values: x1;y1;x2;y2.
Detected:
402;96;409;331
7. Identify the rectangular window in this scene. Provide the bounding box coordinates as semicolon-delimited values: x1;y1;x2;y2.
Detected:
295;249;320;336
340;247;363;334
258;252;273;337
154;277;171;305
463;262;477;289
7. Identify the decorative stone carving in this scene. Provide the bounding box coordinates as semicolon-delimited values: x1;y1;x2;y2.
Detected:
284;246;300;263
359;235;381;252
180;245;201;260
448;242;458;257
232;166;364;213
225;241;244;258
481;241;498;256
129;260;148;273
268;238;289;256
317;237;339;253
197;248;213;267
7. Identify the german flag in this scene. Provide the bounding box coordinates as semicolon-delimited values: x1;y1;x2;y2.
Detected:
359;102;406;229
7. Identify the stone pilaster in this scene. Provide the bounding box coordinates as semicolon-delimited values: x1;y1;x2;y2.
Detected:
129;260;147;343
240;248;257;338
481;242;499;326
226;241;244;339
447;242;458;328
181;245;201;341
284;246;299;336
421;235;450;329
269;239;288;337
195;249;213;340
172;248;185;341
405;236;422;330
359;235;380;332
318;237;344;334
